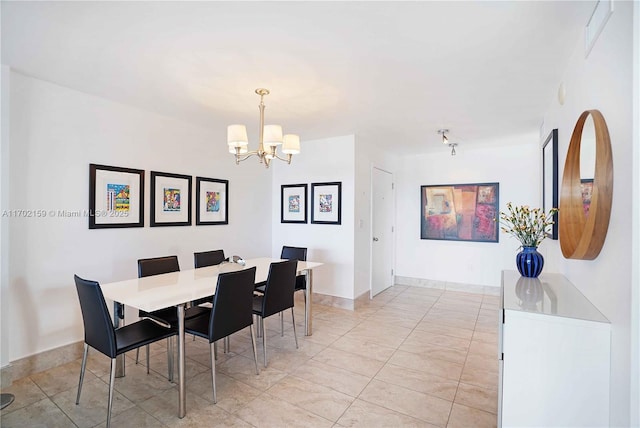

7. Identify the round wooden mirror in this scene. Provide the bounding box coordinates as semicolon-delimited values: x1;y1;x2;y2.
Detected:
559;110;613;259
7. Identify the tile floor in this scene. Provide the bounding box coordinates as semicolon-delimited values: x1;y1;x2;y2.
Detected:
0;285;500;427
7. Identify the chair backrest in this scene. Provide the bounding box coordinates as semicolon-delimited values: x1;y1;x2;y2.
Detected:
194;250;226;268
260;260;297;318
281;246;307;290
138;255;180;278
281;246;307;262
209;267;257;342
74;275;117;358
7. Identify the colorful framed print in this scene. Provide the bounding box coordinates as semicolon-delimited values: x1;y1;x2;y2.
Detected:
420;182;499;243
542;129;559;239
581;178;594;217
89;164;144;229
311;182;342;225
196;177;229;225
281;184;307;224
150;171;192;227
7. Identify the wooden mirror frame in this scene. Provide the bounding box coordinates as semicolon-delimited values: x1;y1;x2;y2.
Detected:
559;109;613;259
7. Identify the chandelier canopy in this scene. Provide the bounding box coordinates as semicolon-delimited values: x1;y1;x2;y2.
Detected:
227;88;300;168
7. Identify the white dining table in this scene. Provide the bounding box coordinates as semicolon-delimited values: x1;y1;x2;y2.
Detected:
99;257;322;418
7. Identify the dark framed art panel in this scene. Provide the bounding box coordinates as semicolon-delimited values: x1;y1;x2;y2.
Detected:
311;182;341;225
150;171;192;227
542;128;559;239
281;184;307;223
420;182;499;242
89;163;144;229
196;176;229;225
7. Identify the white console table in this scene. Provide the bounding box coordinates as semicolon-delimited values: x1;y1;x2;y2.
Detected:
498;270;611;427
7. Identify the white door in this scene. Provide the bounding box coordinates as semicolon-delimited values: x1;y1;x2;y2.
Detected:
371;167;394;297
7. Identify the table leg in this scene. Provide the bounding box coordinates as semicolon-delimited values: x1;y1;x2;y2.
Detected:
113;301;126;377
177;304;186;418
304;269;313;336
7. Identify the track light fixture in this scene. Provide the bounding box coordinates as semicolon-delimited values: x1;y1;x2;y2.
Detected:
437;129;458;156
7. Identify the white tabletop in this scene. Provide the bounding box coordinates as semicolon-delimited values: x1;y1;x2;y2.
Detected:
100;257;322;313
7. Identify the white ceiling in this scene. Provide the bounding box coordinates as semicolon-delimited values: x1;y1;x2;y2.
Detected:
1;1;595;154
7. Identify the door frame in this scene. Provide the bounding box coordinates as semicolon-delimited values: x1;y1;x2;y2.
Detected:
369;164;396;298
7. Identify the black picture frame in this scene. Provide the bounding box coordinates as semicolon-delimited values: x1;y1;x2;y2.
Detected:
89;163;145;229
150;171;192;227
542;129;559;239
281;184;308;223
311;182;342;225
420;182;499;243
196;176;229;225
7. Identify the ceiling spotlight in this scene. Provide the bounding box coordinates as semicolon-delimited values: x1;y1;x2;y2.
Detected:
437;129;458;155
437;129;449;145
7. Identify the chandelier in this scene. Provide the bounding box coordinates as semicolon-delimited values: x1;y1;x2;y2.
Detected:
227;88;300;168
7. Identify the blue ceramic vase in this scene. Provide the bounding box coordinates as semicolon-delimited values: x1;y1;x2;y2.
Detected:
516;246;544;278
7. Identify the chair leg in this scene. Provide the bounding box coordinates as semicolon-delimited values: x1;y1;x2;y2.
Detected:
256;316;263;338
167;337;174;382
209;342;217;404
262;317;268;368
135;347;140;365
280;311;284;337
76;343;89;404
249;325;260;375
291;307;299;349
107;358;116;428
146;344;150;374
224;336;229;353
214;341;218;361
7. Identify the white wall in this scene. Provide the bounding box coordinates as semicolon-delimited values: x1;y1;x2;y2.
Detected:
541;2;634;424
271;135;355;299
1;66;11;368
632;2;640;424
5;72;272;361
395;137;539;288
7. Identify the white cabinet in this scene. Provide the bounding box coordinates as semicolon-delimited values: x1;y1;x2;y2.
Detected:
498;270;610;427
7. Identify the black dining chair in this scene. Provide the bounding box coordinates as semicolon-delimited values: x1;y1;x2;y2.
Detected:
74;275;176;428
193;249;226;307
193;249;228;351
255;246;307;336
135;256;209;376
253;260;298;367
184;267;260;403
280;246;307;298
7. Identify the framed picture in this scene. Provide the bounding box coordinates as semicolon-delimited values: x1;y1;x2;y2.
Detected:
281;184;307;223
196;177;228;225
311;182;342;225
542;129;559;239
420;182;499;243
581;178;594;217
150;171;192;227
89;163;144;229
